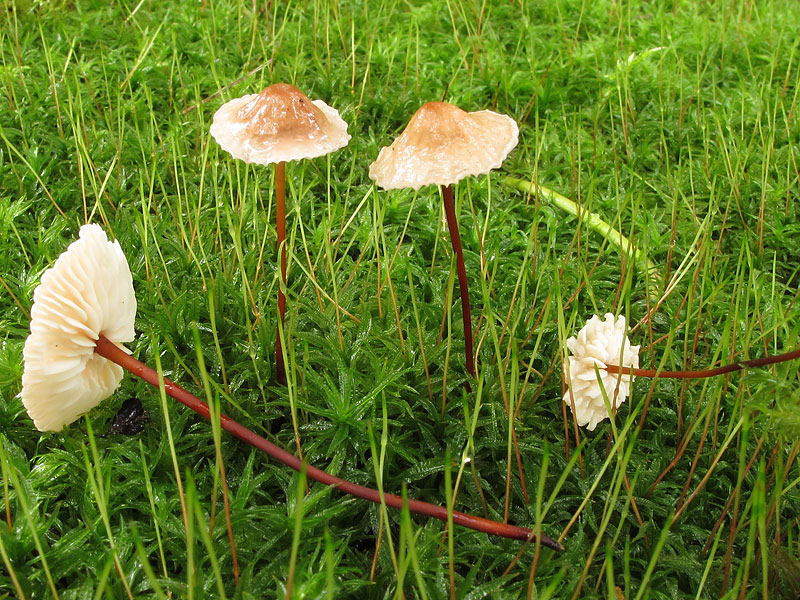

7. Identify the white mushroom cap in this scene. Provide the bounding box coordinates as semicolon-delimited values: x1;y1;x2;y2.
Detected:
21;224;137;432
562;313;640;431
209;83;351;165
368;101;519;191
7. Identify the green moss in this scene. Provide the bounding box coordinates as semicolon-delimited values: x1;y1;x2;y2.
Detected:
2;0;800;597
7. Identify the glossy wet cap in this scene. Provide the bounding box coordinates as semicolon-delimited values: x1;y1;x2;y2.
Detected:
210;83;351;165
369;101;519;190
21;224;137;432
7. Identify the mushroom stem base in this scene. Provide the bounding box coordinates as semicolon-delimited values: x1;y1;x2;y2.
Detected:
93;334;562;549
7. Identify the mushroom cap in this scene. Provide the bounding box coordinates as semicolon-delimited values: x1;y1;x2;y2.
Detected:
21;224;137;432
562;313;640;431
209;83;351;165
368;101;519;191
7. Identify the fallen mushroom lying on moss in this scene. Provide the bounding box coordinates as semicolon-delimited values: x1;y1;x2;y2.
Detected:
562;313;639;431
19;223;563;549
21;223;137;432
564;312;800;431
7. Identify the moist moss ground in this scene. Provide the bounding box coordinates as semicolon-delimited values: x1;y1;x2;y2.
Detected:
1;1;800;598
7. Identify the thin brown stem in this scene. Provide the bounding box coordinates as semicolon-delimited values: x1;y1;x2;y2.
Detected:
606;347;800;379
275;161;287;385
442;184;474;382
94;335;562;549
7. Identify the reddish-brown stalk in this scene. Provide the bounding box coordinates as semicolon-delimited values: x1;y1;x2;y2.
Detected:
94;335;562;549
275;161;287;385
605;346;800;379
441;184;474;382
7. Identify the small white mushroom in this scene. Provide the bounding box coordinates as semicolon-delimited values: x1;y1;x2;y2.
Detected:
563;313;640;431
21;224;136;432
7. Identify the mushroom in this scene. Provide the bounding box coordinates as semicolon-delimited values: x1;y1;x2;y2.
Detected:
369;101;518;382
562;313;640;431
21;224;137;431
18;224;562;549
210;83;351;383
567;313;800;430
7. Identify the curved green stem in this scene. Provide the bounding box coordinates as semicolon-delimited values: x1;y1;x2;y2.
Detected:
503;176;661;289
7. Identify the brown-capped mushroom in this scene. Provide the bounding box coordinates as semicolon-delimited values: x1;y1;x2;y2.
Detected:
369;101;518;382
210;83;350;383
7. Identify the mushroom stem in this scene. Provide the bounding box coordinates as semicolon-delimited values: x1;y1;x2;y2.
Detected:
606;347;800;379
275;160;287;385
442;184;475;382
93;334;561;549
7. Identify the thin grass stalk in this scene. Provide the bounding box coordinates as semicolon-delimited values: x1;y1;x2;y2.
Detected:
381;227;407;360
182;465;197;598
285;465;307;600
150;336;191;537
475;259;530;509
444;448;456;600
185;473;228;600
755;460;769;600
192;327;239;583
401;486;430;600
722;416;756;593
0;442;11;532
295;206;325;311
4;445;62;599
0;471;29;600
632;513;673;600
441;261;455;416
324;526;336;598
83;422;135;599
406;263;434;402
129;525;169;600
138;442;170;582
368;400;401;579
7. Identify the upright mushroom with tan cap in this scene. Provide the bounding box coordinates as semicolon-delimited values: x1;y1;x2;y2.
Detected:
369;101;518;382
210;83;351;383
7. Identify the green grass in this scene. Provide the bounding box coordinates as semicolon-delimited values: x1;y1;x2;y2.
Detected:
2;0;800;597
